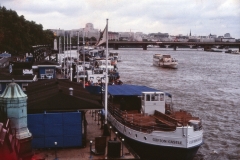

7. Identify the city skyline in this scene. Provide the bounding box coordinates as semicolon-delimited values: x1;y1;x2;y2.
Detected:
1;0;240;38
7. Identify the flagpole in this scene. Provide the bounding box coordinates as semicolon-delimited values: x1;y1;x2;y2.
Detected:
104;19;109;124
70;33;72;66
67;34;69;78
77;31;79;83
64;31;66;78
83;31;85;88
70;33;72;81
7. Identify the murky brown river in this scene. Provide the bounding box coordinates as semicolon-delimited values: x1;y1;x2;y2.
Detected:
114;48;240;160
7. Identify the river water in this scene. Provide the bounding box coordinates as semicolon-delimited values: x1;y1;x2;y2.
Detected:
113;48;240;160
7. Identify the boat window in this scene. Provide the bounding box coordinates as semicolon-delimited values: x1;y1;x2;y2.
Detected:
146;94;150;101
144;137;147;140
135;134;137;138
160;94;164;101
152;94;159;101
151;94;155;101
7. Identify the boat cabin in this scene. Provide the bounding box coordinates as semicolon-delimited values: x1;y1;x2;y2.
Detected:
153;54;162;59
89;49;100;57
109;52;121;62
141;92;165;115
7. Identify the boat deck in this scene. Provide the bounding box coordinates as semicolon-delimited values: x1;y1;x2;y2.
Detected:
109;103;200;132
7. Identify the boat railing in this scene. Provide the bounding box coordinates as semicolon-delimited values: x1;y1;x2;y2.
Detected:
109;103;176;132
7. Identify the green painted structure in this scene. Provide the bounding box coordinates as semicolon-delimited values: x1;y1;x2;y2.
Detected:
0;81;33;158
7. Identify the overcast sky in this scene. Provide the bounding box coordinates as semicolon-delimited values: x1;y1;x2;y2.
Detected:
1;0;240;38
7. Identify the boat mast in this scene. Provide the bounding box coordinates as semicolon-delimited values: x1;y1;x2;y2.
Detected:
83;31;85;88
104;19;109;124
67;33;69;78
64;31;66;78
70;33;72;81
77;31;79;83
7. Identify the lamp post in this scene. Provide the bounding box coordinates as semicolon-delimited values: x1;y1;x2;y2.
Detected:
83;31;85;88
58;36;61;64
109;126;112;140
54;142;58;160
89;140;93;158
115;131;118;141
122;138;124;157
70;67;73;82
99;77;103;102
97;111;100;125
94;110;97;121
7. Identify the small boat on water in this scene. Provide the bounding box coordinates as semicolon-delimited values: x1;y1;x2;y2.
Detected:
225;49;240;54
106;84;203;160
109;52;122;62
74;59;119;84
153;54;178;69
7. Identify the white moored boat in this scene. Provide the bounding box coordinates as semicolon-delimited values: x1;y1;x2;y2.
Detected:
153;54;178;69
109;52;122;62
106;84;203;160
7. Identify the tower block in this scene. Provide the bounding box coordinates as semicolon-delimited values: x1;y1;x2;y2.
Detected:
0;81;32;159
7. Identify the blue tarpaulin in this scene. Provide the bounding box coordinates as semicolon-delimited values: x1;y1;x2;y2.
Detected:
107;84;172;97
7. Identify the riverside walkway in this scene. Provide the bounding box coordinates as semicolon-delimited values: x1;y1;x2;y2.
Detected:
31;110;139;160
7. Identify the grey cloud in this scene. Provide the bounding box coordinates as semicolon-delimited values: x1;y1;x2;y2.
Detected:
1;0;240;38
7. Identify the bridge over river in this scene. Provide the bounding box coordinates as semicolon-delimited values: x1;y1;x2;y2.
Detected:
106;41;240;51
30;41;240;62
61;41;240;51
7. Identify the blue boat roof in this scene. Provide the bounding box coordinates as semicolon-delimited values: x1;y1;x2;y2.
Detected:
107;84;171;97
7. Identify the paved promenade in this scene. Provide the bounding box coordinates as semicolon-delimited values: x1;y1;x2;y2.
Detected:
31;110;139;160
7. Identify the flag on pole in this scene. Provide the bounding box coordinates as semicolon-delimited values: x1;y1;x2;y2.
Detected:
96;26;107;46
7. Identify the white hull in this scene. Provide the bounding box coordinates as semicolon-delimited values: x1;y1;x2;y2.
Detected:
153;57;178;69
108;112;203;149
159;62;178;69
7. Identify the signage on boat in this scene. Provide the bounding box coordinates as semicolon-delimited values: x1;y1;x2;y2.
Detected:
189;137;202;144
152;138;182;145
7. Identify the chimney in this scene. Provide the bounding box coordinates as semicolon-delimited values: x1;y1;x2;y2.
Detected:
69;88;73;96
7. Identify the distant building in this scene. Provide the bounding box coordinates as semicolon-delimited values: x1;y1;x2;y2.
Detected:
224;33;231;38
134;32;144;41
200;37;215;42
221;37;236;42
209;33;217;39
175;35;188;42
148;32;169;41
49;23;100;40
119;32;132;41
188;36;200;42
108;31;119;41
